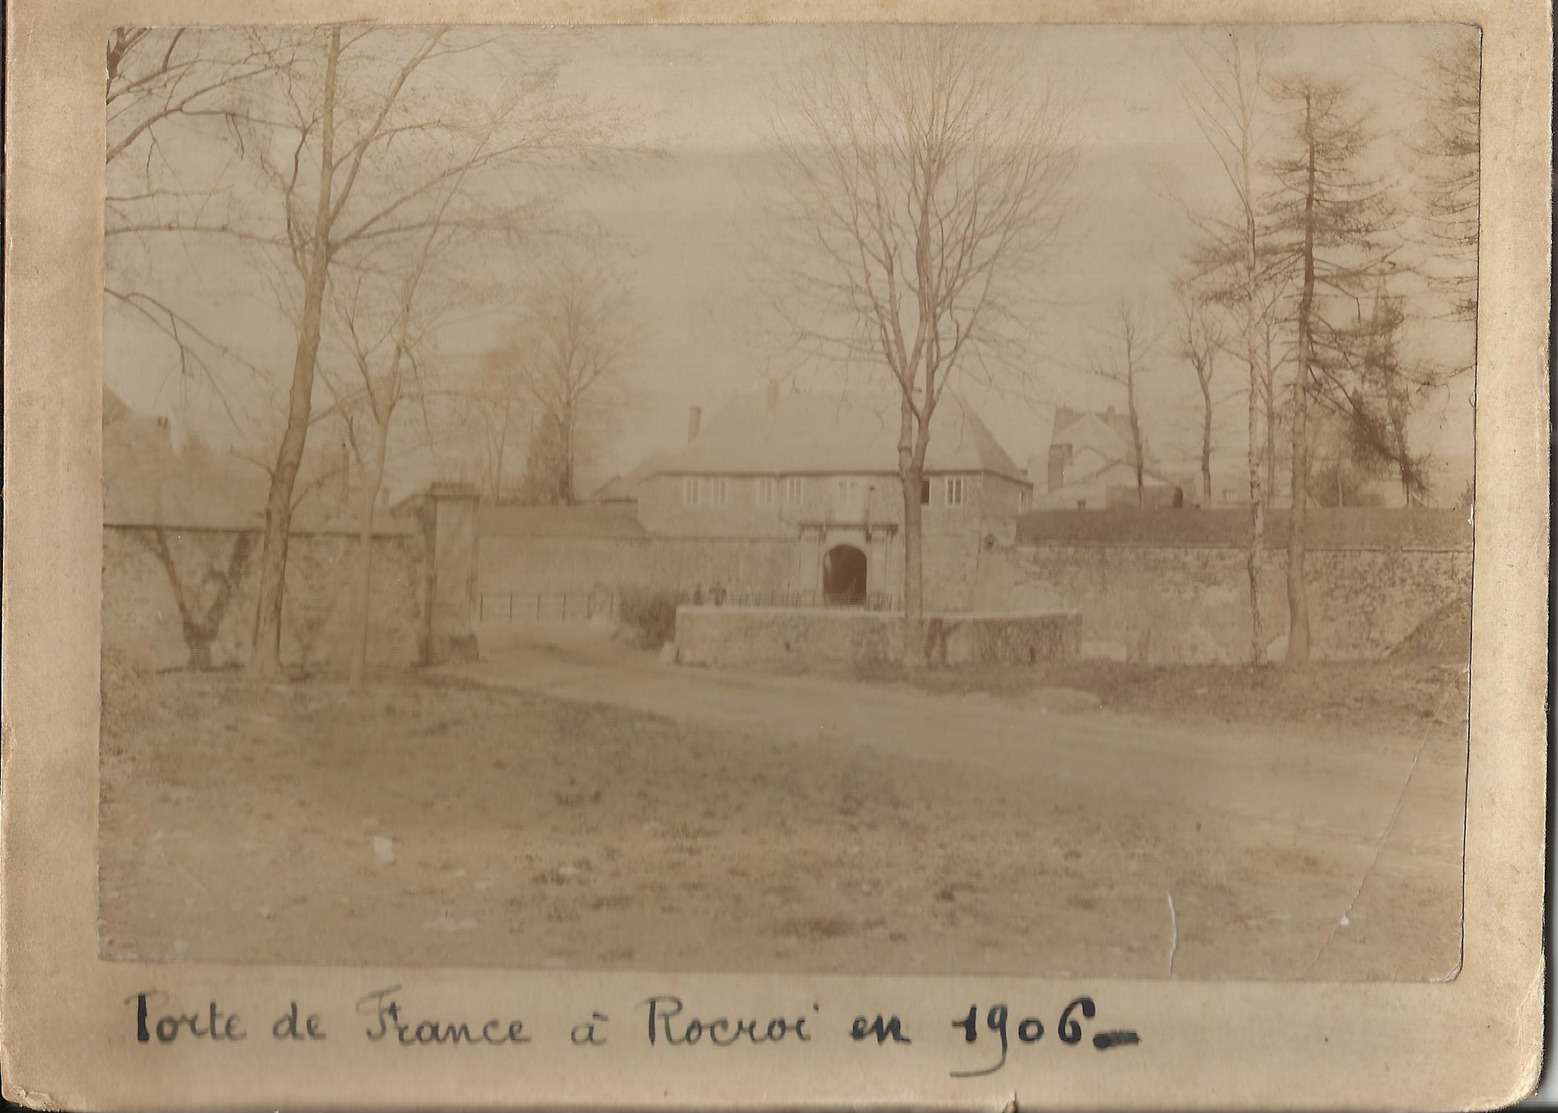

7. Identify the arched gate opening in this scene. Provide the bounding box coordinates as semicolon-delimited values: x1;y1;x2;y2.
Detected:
822;544;868;606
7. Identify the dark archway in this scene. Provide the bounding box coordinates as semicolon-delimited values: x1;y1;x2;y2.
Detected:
822;544;868;605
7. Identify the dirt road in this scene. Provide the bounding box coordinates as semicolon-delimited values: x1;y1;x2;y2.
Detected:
98;627;1465;980
450;621;1467;980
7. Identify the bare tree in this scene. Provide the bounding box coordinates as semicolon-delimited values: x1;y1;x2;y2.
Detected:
1256;295;1289;496
1174;283;1226;505
1085;295;1160;508
465;349;531;502
110;26;622;679
1182;31;1278;664
105;29;279;437
1262;76;1405;663
322;262;447;686
107;29;272;168
133;526;254;670
317;89;531;690
766;26;1075;644
501;264;635;506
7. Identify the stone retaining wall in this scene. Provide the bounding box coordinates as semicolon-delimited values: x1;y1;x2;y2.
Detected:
974;542;1472;664
476;533;985;613
674;606;1081;669
103;523;426;674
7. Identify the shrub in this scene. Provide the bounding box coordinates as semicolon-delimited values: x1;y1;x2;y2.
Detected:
617;586;680;649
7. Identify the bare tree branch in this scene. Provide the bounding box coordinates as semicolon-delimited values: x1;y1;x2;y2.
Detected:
764;26;1076;636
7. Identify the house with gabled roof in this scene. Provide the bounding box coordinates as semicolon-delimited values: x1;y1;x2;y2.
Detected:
1031;405;1184;510
631;385;1032;604
103;384;365;531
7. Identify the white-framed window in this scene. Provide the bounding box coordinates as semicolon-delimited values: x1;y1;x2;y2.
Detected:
682;476;700;507
945;476;966;507
708;477;729;507
785;476;805;507
756;477;778;507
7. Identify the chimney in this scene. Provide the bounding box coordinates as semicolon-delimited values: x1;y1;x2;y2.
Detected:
688;405;702;443
766;380;781;412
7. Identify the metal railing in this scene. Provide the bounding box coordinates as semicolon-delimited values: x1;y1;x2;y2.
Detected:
687;589;898;612
477;587;899;624
478;589;618;624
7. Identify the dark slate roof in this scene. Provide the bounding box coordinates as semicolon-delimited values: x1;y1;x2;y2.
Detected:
645;391;1029;484
590;451;678;502
102;387;379;533
476;503;647;538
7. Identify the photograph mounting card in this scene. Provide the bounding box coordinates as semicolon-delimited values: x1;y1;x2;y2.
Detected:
2;0;1549;1109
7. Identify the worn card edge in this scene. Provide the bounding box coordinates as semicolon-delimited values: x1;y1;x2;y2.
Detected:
1;0;1549;1109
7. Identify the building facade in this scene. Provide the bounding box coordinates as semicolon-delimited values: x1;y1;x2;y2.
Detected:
1031;405;1184;510
632;388;1033;606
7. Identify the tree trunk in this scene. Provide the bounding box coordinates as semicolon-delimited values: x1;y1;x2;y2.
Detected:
1243;367;1264;662
1285;91;1317;666
1129;384;1145;509
247;28;341;682
348;420;390;690
897;395;926;666
1200;383;1214;505
492;409;507;502
1263;379;1277;497
561;410;575;505
138;525;250;671
1242;184;1265;666
1287;373;1311;662
185;631;214;671
900;468;925;663
1245;426;1265;664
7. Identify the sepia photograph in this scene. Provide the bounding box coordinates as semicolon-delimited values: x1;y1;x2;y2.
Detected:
97;21;1479;984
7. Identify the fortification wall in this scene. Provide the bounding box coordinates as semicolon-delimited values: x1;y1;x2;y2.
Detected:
476;532;984;612
976;542;1472;664
675;606;1082;668
103;524;426;674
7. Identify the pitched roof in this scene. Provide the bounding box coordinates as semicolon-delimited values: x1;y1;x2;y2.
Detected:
102;388;370;532
590;451;677;502
646;391;1029;484
1050;409;1139;466
477;503;646;538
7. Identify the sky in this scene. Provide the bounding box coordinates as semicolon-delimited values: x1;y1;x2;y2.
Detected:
104;22;1478;500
